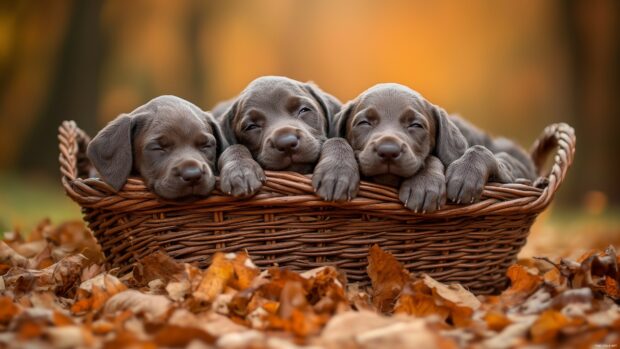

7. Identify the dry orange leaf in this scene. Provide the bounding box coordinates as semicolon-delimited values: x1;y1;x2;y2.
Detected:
500;265;543;306
132;251;184;286
394;284;450;321
0;296;20;325
52;311;74;326
229;252;260;290
151;324;215;347
193;253;234;303
530;309;569;343
484;310;512;331
367;245;411;313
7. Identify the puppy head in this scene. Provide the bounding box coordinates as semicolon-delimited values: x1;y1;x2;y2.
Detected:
87;95;227;199
332;83;467;185
217;76;341;173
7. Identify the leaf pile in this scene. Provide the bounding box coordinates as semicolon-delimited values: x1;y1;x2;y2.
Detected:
1;220;619;348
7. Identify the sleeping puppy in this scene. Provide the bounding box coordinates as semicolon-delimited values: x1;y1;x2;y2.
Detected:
87;95;227;199
332;83;536;212
213;76;359;201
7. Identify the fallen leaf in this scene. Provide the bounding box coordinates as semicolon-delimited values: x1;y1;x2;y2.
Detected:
132;251;184;286
484;310;512;331
104;290;172;320
530;309;571;343
423;274;481;310
151;324;215;347
193;253;234;303
500;265;543;307
367;245;411;313
0;241;29;268
0;296;20;325
394;283;450;321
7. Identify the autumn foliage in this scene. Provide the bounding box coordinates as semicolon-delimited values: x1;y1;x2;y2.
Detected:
1;220;619;348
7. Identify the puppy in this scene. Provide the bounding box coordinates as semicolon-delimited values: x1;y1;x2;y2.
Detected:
87;95;227;199
214;76;359;201
332;83;536;212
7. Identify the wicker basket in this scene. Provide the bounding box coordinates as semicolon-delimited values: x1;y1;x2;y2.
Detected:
58;121;575;294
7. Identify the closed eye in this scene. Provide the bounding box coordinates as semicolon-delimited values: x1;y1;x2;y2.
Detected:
356;120;371;127
148;142;168;152
408;122;424;129
243;124;260;132
198;141;214;150
298;106;312;116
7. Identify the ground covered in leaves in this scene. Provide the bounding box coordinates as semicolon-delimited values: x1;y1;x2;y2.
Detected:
1;220;619;348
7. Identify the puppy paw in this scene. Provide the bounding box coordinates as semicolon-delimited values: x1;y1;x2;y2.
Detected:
312;160;359;202
219;159;266;197
399;172;446;213
446;158;487;204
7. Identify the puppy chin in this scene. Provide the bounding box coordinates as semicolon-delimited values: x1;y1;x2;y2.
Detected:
257;140;321;173
150;175;215;199
358;150;424;179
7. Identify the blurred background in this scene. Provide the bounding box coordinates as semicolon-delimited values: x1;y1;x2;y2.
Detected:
0;0;618;249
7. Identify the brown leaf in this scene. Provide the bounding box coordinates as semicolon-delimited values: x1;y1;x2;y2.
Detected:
229;252;260;290
530;309;570;343
394;279;475;327
394;283;450;321
423;274;480;310
104;290;172;320
103;329;157;349
604;276;620;299
151;324;215;347
46;221;104;264
71;274;127;314
0;241;29;268
500;265;543;306
0;296;21;325
132;251;184;286
45;326;95;349
193;253;234;303
29;243;54;269
367;245;411;313
484;310;512;331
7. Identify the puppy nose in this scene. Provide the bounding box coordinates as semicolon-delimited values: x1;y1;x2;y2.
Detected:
179;165;203;183
376;141;402;160
274;133;300;153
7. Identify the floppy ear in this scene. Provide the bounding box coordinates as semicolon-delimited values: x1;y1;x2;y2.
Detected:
329;100;357;138
204;111;229;157
304;82;342;130
429;103;469;167
86;114;134;191
215;100;239;145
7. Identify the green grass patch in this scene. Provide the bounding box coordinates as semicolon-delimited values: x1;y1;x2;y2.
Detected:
0;172;81;234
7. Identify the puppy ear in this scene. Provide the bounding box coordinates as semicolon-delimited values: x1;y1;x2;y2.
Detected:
429;103;469;166
86;114;134;191
304;82;342;128
214;100;239;145
329;100;356;138
204;111;229;157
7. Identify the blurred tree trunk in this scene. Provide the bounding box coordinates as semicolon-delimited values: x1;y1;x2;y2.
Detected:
560;0;620;206
18;0;104;173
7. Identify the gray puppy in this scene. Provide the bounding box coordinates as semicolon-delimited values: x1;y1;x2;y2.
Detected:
332;83;536;212
213;76;359;201
87;95;227;199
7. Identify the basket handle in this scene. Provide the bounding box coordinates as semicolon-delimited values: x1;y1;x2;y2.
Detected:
527;122;576;209
58;120;98;192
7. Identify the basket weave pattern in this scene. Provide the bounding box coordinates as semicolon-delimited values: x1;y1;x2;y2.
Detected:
59;121;575;294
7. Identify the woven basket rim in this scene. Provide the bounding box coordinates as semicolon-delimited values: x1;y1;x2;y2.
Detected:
58;121;576;217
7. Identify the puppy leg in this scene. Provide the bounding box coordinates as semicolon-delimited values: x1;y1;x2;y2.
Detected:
446;145;515;204
218;144;265;197
399;156;446;213
312;138;360;201
491;137;537;181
